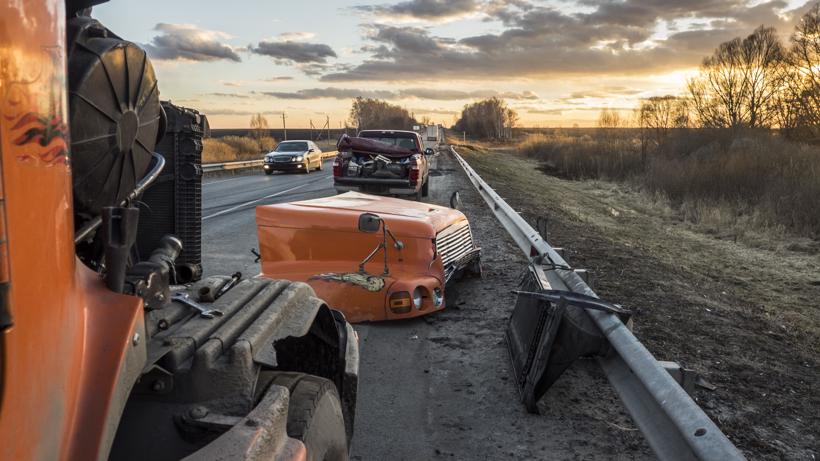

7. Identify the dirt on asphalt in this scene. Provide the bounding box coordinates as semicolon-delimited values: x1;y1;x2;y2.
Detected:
453;144;819;460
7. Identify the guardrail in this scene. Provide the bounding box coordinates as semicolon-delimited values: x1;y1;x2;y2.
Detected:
202;151;338;175
450;146;745;461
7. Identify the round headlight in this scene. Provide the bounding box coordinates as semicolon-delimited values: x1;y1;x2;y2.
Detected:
412;287;424;310
296;156;303;161
433;288;444;308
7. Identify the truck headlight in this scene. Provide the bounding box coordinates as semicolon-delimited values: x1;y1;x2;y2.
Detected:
413;287;424;310
433;288;443;308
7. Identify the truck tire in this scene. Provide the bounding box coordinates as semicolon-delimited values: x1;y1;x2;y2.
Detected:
263;372;348;461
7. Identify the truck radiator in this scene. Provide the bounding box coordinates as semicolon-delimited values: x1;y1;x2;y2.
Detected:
136;101;208;282
436;221;475;269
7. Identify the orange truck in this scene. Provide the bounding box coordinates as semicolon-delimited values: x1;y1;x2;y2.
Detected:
257;192;482;323
0;2;356;460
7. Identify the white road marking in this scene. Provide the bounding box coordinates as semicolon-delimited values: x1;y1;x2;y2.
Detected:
203;176;332;220
205;175;263;186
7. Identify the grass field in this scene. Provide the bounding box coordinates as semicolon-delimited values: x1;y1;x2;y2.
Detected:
510;129;820;240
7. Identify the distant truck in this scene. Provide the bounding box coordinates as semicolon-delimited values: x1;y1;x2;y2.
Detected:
414;124;445;152
333;130;432;200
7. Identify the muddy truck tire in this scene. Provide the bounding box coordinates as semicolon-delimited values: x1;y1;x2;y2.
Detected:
264;372;349;461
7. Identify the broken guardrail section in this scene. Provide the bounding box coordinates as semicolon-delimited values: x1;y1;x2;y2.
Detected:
450;147;745;461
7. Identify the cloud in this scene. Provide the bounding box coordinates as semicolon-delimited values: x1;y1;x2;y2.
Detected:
261;88;397;99
354;0;482;21
199;108;282;116
143;23;241;62
220;80;242;87
352;0;534;22
255;87;539;101
411;107;459;115
520;107;563;115
207;92;253;99
322;1;808;82
266;76;295;81
249;39;337;64
277;32;317;41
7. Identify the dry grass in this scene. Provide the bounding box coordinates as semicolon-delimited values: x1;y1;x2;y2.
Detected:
202;135;277;163
518;130;820;238
519;132;643;181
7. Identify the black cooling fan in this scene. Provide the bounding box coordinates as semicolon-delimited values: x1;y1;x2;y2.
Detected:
68;17;162;220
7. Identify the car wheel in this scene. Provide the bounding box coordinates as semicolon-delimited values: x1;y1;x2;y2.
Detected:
259;373;348;461
304;161;311;174
265;170;273;175
317;159;324;171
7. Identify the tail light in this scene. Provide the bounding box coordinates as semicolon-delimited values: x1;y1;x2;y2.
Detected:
332;157;342;177
409;164;420;186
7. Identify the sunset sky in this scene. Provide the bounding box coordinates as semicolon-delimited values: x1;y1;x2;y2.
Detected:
96;0;815;128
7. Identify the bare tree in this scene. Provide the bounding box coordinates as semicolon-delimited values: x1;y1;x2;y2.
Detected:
597;108;621;128
349;97;416;131
785;5;820;139
638;96;689;146
453;97;518;139
688;26;784;129
741;27;786;128
249;113;269;151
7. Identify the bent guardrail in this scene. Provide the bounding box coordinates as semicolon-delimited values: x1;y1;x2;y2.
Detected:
450;146;745;461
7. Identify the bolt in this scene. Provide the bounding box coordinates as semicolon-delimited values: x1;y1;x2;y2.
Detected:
189;406;209;419
158;319;169;330
132;332;140;346
152;380;166;392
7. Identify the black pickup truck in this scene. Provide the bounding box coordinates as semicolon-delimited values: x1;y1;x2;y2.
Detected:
332;130;433;200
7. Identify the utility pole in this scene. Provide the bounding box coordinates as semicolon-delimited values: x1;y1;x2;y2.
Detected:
282;113;287;141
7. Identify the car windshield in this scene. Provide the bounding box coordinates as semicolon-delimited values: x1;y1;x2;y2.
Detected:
275;142;308;152
365;137;417;150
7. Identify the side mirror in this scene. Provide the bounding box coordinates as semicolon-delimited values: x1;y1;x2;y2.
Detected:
424;148;434;156
358;213;382;233
309;148;316;153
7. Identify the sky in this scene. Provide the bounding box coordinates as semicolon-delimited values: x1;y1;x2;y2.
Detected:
95;0;816;128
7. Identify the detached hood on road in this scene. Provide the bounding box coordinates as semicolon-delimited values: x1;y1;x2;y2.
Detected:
337;134;417;157
257;192;467;238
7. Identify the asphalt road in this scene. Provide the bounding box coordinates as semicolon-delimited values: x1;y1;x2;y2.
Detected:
201;161;335;278
201;155;646;460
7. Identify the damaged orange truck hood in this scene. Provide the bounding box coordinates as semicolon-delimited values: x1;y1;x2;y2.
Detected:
256;192;472;322
256;192;464;238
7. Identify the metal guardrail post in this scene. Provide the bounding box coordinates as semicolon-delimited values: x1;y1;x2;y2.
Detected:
450;147;745;461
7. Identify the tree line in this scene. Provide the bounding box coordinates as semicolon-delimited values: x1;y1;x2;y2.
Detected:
638;5;820;145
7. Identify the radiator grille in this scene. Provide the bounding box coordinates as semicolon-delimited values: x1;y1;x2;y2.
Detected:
136;101;207;281
436;220;475;269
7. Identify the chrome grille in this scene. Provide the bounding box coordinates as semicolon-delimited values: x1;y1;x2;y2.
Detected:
437;221;475;269
274;156;294;163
